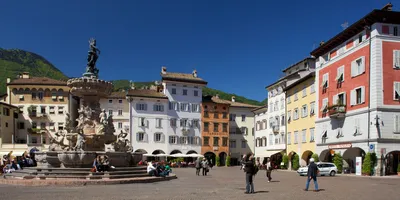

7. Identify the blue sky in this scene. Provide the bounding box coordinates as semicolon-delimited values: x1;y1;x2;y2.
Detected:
1;0;396;101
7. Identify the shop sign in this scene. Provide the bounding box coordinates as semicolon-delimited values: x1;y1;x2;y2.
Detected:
328;143;352;149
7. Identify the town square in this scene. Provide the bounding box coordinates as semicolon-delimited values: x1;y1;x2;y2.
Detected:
1;1;400;199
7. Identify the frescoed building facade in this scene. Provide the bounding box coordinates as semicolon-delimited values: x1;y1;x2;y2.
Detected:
311;4;400;175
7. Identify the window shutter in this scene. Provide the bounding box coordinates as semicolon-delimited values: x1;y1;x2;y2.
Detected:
350;89;356;106
145;119;149;127
161;105;164;112
394;115;400;133
343;92;347;105
351;60;356;77
153;104;156;111
136;133;139;141
361;86;366;103
144;104;147;111
144;133;148;142
360;57;366;74
394;50;400;68
136;104;139;110
333;94;338;105
395;82;400;99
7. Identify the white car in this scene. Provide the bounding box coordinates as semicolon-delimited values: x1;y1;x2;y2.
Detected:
297;162;338;176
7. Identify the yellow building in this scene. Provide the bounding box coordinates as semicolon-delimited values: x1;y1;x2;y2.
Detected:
285;71;316;167
0;102;19;155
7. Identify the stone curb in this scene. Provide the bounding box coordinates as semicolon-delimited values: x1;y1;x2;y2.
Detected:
274;170;399;179
0;174;177;186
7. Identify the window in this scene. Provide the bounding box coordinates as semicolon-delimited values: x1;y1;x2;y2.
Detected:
119;99;123;103
294;90;298;101
136;103;147;111
394;27;398;36
229;140;236;148
154;133;162;142
310;82;315;93
156;118;162;128
118;122;122;129
38;91;44;100
223;123;228;132
137;132;145;142
214;112;219;119
222;137;228;146
382;25;389;34
281;115;285;126
49;106;55;114
301;105;308;118
180;136;188;144
287;111;291;122
204;111;209;118
321;98;328;112
229;114;236;121
170;118;177;127
269;134;273;145
171;88;176;95
395;82;400;100
322;73;329;89
169;136;177;144
58;107;64;114
183;89;188;95
194;90;198;96
350;87;365;105
191;104;200;112
108;99;112;103
180;103;189;112
281;98;285;109
18;122;25;129
203;137;209;146
58;122;64;131
302;86;307;97
138;117;146;127
204;122;209;132
310;102;315;115
287;96;291;104
118;110;123;116
287;132;291;144
241;140;246;148
293;108;299;120
241;127;247;135
241;115;246;122
334;93;346;105
394;50;400;69
310;128;315;142
294;131;298;144
351;57;365;77
31;92;37;100
153;104;164;112
336;65;345;82
169;102;178;110
213;137;219;146
302;129;306;143
180;119;189;127
274;101;278;111
358;34;363;43
222;112;227;119
213;123;219;132
108;110;113;116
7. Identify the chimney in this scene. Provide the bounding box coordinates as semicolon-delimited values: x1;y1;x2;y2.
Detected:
192;69;198;78
215;94;219;99
161;66;167;74
21;72;30;79
231;96;235;102
382;3;393;11
319;41;325;46
6;78;11;83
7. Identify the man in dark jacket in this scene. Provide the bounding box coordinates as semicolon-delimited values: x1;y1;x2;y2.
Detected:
243;153;255;194
305;158;319;192
195;158;201;176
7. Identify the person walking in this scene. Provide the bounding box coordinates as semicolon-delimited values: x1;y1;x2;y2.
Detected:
195;157;201;176
243;153;255;194
266;158;272;182
201;158;209;176
304;158;319;192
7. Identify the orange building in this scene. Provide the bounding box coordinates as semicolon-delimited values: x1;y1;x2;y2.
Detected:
201;95;230;166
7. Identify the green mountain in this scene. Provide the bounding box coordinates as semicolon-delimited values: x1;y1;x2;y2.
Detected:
0;48;68;94
0;48;264;106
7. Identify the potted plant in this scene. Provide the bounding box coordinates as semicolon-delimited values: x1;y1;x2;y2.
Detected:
397;164;400;176
225;156;231;167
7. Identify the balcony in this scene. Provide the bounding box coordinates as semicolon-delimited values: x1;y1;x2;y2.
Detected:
272;125;279;133
328;104;346;119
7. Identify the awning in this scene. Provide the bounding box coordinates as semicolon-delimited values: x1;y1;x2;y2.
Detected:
256;150;283;158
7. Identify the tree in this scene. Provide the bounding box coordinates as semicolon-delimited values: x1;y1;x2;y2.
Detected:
333;153;343;173
216;156;220;167
362;153;374;176
292;154;300;170
225;156;231;167
282;154;289;169
311;153;319;162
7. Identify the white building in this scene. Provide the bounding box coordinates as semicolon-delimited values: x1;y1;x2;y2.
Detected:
227;96;258;164
161;67;206;155
127;88;170;156
100;92;130;135
253;105;269;161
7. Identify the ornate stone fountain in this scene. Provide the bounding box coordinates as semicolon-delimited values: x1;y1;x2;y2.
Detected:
35;38;138;168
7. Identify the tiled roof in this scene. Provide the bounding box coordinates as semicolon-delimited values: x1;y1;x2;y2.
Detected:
0;102;18;109
161;72;207;85
252;104;268;112
7;77;67;86
205;96;259;108
108;91;127;98
126;89;168;99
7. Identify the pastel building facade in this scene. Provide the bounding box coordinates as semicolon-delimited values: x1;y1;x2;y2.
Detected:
253;105;269;161
100;92;130;135
311;4;400;175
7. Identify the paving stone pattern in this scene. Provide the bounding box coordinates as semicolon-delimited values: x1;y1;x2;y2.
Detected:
0;167;399;200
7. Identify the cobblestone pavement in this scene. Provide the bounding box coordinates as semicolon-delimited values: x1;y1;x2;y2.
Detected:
1;167;399;200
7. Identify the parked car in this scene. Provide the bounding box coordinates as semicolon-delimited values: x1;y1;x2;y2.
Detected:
297;162;338;176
